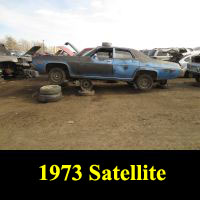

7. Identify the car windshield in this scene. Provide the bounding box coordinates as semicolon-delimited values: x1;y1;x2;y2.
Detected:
81;48;97;57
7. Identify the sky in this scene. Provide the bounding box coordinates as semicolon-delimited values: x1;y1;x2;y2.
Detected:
0;0;200;50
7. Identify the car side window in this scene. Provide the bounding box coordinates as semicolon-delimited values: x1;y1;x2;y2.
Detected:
115;50;133;59
94;48;113;61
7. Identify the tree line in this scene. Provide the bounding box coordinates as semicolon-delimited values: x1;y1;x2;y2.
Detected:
0;36;56;54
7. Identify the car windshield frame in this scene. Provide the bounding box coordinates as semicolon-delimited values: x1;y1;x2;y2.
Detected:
81;48;98;57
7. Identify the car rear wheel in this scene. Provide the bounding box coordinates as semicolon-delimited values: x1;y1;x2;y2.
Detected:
136;74;153;91
195;77;200;83
49;68;66;85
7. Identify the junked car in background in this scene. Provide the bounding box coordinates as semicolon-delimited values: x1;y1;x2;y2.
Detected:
145;48;196;77
32;43;181;91
148;48;172;61
148;48;193;62
187;54;200;82
178;51;200;77
55;46;76;56
0;43;40;79
10;50;26;57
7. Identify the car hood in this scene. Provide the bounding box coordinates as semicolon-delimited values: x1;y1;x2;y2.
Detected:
23;46;41;56
57;46;75;56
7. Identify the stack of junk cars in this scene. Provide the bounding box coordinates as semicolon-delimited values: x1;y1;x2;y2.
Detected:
141;47;200;78
1;42;200;102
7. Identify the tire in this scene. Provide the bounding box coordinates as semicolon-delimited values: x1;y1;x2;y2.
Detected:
49;68;66;85
135;74;153;91
40;85;61;95
80;79;93;91
38;92;62;103
195;77;200;83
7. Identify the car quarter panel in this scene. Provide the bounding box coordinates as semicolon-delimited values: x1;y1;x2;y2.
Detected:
139;61;181;80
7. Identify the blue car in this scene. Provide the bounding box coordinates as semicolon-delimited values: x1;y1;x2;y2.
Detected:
32;45;181;91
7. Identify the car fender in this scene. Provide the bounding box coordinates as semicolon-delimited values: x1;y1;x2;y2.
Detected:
132;67;158;80
45;61;72;75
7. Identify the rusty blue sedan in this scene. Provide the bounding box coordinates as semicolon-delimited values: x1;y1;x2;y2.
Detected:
32;44;181;91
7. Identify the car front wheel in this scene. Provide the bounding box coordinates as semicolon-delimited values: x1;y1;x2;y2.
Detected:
49;68;66;85
136;74;153;91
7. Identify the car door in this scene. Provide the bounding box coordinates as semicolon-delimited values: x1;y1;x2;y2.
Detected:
78;48;113;77
113;49;139;79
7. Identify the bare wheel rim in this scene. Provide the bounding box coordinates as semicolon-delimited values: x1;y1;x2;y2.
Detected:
81;80;93;90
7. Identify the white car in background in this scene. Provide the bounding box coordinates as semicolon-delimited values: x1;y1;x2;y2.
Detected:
148;48;193;62
148;48;172;61
179;51;200;77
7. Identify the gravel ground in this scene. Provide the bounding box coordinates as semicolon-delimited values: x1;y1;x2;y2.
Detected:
0;77;200;150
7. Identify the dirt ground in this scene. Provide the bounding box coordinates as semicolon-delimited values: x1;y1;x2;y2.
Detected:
0;76;200;150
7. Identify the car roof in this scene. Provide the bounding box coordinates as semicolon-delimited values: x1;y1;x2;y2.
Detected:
94;46;157;63
96;46;132;50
